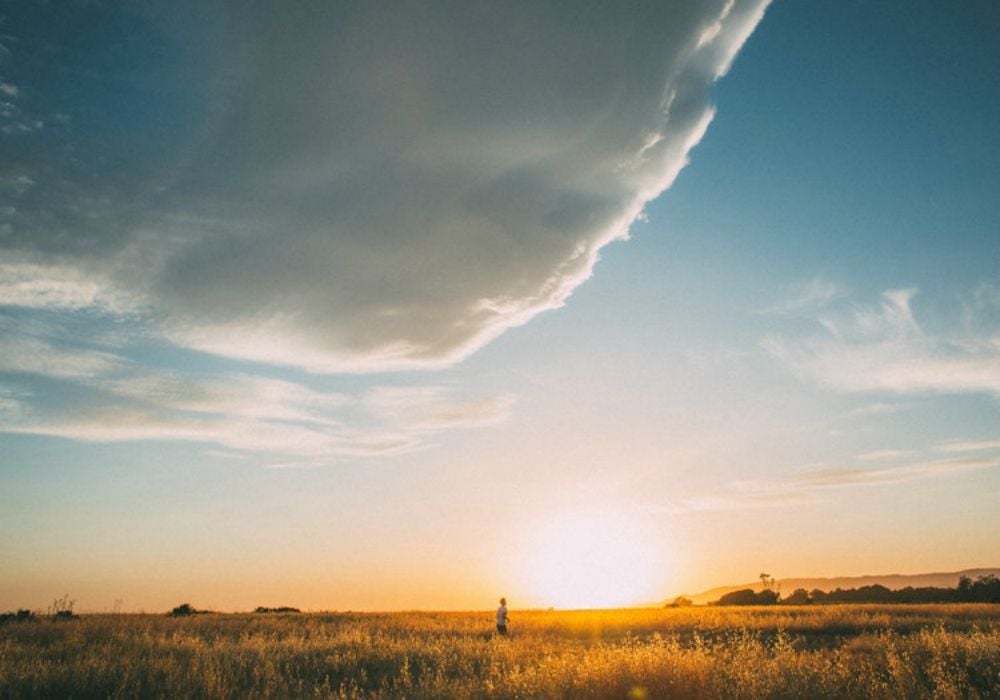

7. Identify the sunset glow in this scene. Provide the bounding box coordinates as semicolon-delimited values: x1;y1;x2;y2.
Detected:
524;513;665;610
1;1;998;616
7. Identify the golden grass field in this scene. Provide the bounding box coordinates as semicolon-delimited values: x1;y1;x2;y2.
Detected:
2;604;999;698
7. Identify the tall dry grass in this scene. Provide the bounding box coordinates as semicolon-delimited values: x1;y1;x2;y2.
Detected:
1;605;998;698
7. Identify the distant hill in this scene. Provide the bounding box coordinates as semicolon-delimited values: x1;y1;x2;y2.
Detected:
670;568;1000;606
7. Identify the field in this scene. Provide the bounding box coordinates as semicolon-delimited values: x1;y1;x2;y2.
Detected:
2;605;999;698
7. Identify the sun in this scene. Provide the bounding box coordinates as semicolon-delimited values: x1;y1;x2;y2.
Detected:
524;511;664;609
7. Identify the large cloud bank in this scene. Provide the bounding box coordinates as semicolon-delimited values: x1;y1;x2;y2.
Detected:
1;1;768;372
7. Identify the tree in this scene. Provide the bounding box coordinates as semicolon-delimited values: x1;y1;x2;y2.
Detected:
168;603;198;617
756;590;780;605
782;588;811;605
759;572;780;600
718;589;759;606
972;575;1000;602
717;589;778;606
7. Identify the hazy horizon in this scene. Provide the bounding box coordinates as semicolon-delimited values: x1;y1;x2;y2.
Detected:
2;1;998;614
19;564;1000;616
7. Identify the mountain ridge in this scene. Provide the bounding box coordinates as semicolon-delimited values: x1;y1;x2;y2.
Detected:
670;568;1000;606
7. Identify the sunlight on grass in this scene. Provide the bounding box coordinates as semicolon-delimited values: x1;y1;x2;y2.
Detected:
5;605;996;698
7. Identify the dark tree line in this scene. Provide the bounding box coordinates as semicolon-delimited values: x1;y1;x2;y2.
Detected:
716;588;780;606
715;575;1000;606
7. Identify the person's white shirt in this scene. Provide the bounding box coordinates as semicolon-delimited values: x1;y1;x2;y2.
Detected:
496;603;508;626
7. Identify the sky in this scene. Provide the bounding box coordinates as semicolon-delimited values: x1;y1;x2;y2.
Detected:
1;0;998;613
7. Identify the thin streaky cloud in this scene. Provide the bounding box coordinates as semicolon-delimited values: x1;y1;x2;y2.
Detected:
650;489;817;515
0;385;24;420
203;450;251;461
0;366;514;464
9;408;422;460
936;440;1000;454
848;402;911;417
104;374;351;427
792;457;996;488
0;285;515;463
857;449;917;462
363;385;515;431
655;456;1000;514
0;259;137;313
764;287;1000;396
757;276;847;315
0;334;121;380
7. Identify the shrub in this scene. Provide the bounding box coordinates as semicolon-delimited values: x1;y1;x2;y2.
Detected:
167;603;198;617
717;589;779;606
0;609;36;624
49;594;75;620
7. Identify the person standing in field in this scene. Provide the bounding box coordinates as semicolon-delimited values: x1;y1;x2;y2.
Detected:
496;597;508;636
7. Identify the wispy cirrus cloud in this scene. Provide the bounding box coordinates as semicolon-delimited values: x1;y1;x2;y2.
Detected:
363;386;515;431
0;259;138;313
757;276;847;316
13;405;434;462
763;287;1000;397
936;439;1000;454
0;333;122;380
848;402;911;418
792;458;995;488
655;454;1000;514
0;385;25;420
653;487;818;514
0;334;514;464
0;0;769;373
857;449;917;462
103;374;350;427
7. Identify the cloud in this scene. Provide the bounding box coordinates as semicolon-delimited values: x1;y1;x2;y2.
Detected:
0;332;121;380
12;406;362;457
0;259;137;312
654;488;817;514
656;455;1000;514
936;439;1000;454
0;385;25;420
363;385;515;430
763;288;1000;396
1;389;493;461
857;449;917;462
0;1;770;372
0;295;513;464
758;276;847;315
0;352;512;462
791;458;995;488
848;402;911;417
103;374;350;427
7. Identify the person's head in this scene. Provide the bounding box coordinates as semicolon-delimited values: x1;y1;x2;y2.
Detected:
500;597;506;606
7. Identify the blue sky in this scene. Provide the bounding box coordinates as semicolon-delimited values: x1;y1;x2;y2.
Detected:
1;1;998;612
